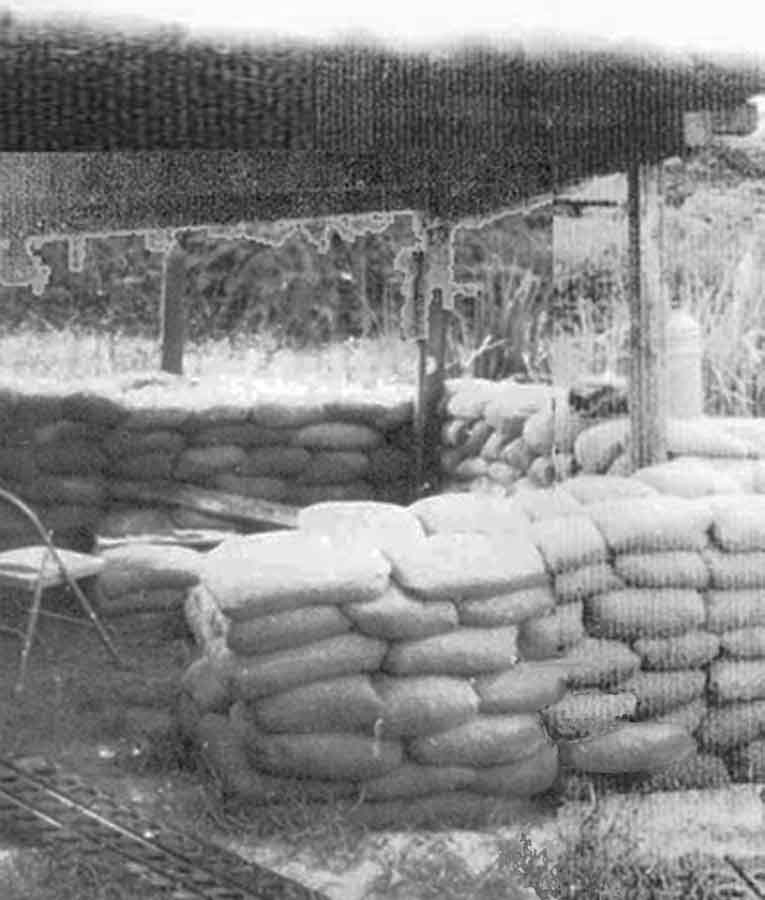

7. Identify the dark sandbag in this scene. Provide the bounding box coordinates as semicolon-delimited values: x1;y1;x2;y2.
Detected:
103;428;187;459
252;675;385;734
586;589;706;641
634;631;721;671
383;627;518;677
719;627;765;659
96;586;190;617
171;507;242;531
239;447;310;479
24;475;108;507
472;742;559;797
706;590;765;632
652;697;708;735
12;392;63;428
111;452;177;481
322;398;413;431
99;543;202;597
541;638;641;689
35;442;108;476
227;605;352;656
517;603;585;660
202;532;390;621
614;551;710;590
458;585;555;628
213;473;288;502
285;481;376;506
704;549;765;590
586;497;712;554
298;451;370;485
375;675;479;738
542;691;636;740
33;419;107;447
554;564;624;604
249;401;327;429
408;493;529;536
293;422;383;452
60;391;126;427
344;586;458;641
174;446;247;483
621;670;707;719
180;657;232;717
559;723;696;775
39;504;102;533
697;701;765;752
191;424;289;448
361;763;475;800
98;506;178;538
0;448;38;483
709;660;765;704
297;501;425;557
366;447;411;485
122;407;191;431
474;664;567;715
246;728;402;781
530;515;607;574
232;633;388;700
409;714;546;767
729;738;765;782
385;532;547;601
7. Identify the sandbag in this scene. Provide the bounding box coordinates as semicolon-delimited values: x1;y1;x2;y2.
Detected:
96;586;190;617
248;401;326;429
293;422;383;451
213;474;288;502
697;701;765;752
704;549;765;590
540;638;641;689
709;495;765;552
99;543;202;597
0;448;38;483
24;475;108;507
367;447;411;485
344;586;458;641
472;742;559;797
652;697;708;735
252;675;384;734
517;603;585;660
706;590;765;632
297;451;371;485
637;753;731;792
512;486;583;522
666;418;756;459
709;660;765;704
454;458;489;480
554;564;624;604
634;631;721;671
98;506;178;538
385;532;546;601
201;532;390;621
191;423;287;448
530;515;607;574
573;419;630;474
361;763;475;800
474;663;567;714
375;675;479;738
103;428;187;459
564;474;657;505
226;605;352;655
171;507;241;531
501;437;534;472
621;670;706;719
111;452;177;481
60;391;125;428
33;419;107;447
634;459;745;499
559;723;696;774
613;551;710;590
409;714;546;767
458;585;555;628
180;657;231;717
383;627;518;677
246;729;402;781
298;501;425;556
527;456;556;489
232;633;388;700
486;461;522;488
285;481;376;506
174;446;247;483
586;589;706;641
35;442;108;476
542;691;636;740
522;409;555;457
586;497;712;554
184;585;229;649
720;627;765;659
239;447;310;479
408;493;529;536
729;739;765;782
122;407;191;431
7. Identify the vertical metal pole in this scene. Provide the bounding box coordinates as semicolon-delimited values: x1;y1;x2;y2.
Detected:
160;243;186;375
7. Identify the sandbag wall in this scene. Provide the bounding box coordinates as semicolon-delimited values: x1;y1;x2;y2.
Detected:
0;378;414;550
440;378;587;495
178;501;568;825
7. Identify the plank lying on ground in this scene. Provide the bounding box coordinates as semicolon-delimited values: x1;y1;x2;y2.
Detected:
110;480;300;528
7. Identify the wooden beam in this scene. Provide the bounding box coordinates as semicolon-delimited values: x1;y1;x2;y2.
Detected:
627;160;668;470
160;243;186;375
411;248;428;499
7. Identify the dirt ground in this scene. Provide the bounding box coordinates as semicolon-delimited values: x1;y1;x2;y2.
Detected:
0;594;763;900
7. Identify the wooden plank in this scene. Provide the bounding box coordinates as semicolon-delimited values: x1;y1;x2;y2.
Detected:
109;481;300;528
411;248;428;499
160;244;186;375
627;160;667;470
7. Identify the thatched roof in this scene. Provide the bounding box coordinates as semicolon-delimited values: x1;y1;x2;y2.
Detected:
0;23;762;283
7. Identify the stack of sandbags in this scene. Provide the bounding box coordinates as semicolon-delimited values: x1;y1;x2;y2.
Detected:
181;518;564;821
439;379;578;495
700;496;765;777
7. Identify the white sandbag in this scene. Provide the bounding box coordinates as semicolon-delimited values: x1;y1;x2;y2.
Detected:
409;714;547;767
99;543;202;597
385;532;547;601
666;417;756;459
634;459;745;499
344;586;459;641
474;664;567;714
573;418;630;474
542;691;637;740
541;638;641;689
709;660;765;704
530;515;607;573
565;474;657;505
697;701;765;752
472;742;559;797
226;605;352;655
383;627;519;677
408;493;529;535
653;697;708;735
297;501;426;556
587;589;706;641
554;564;624;604
709;495;765;552
512;486;583;522
201;532;390;621
613;551;710;590
559;722;696;774
587;496;712;554
706;590;765;632
375;675;480;738
184;585;229;650
621;670;707;719
517;603;585;660
458;585;555;628
704;549;765;590
719;627;765;659
633;631;721;671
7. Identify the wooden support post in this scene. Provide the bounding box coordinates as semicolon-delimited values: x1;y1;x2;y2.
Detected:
412;249;428;499
627;159;667;470
160;243;186;375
